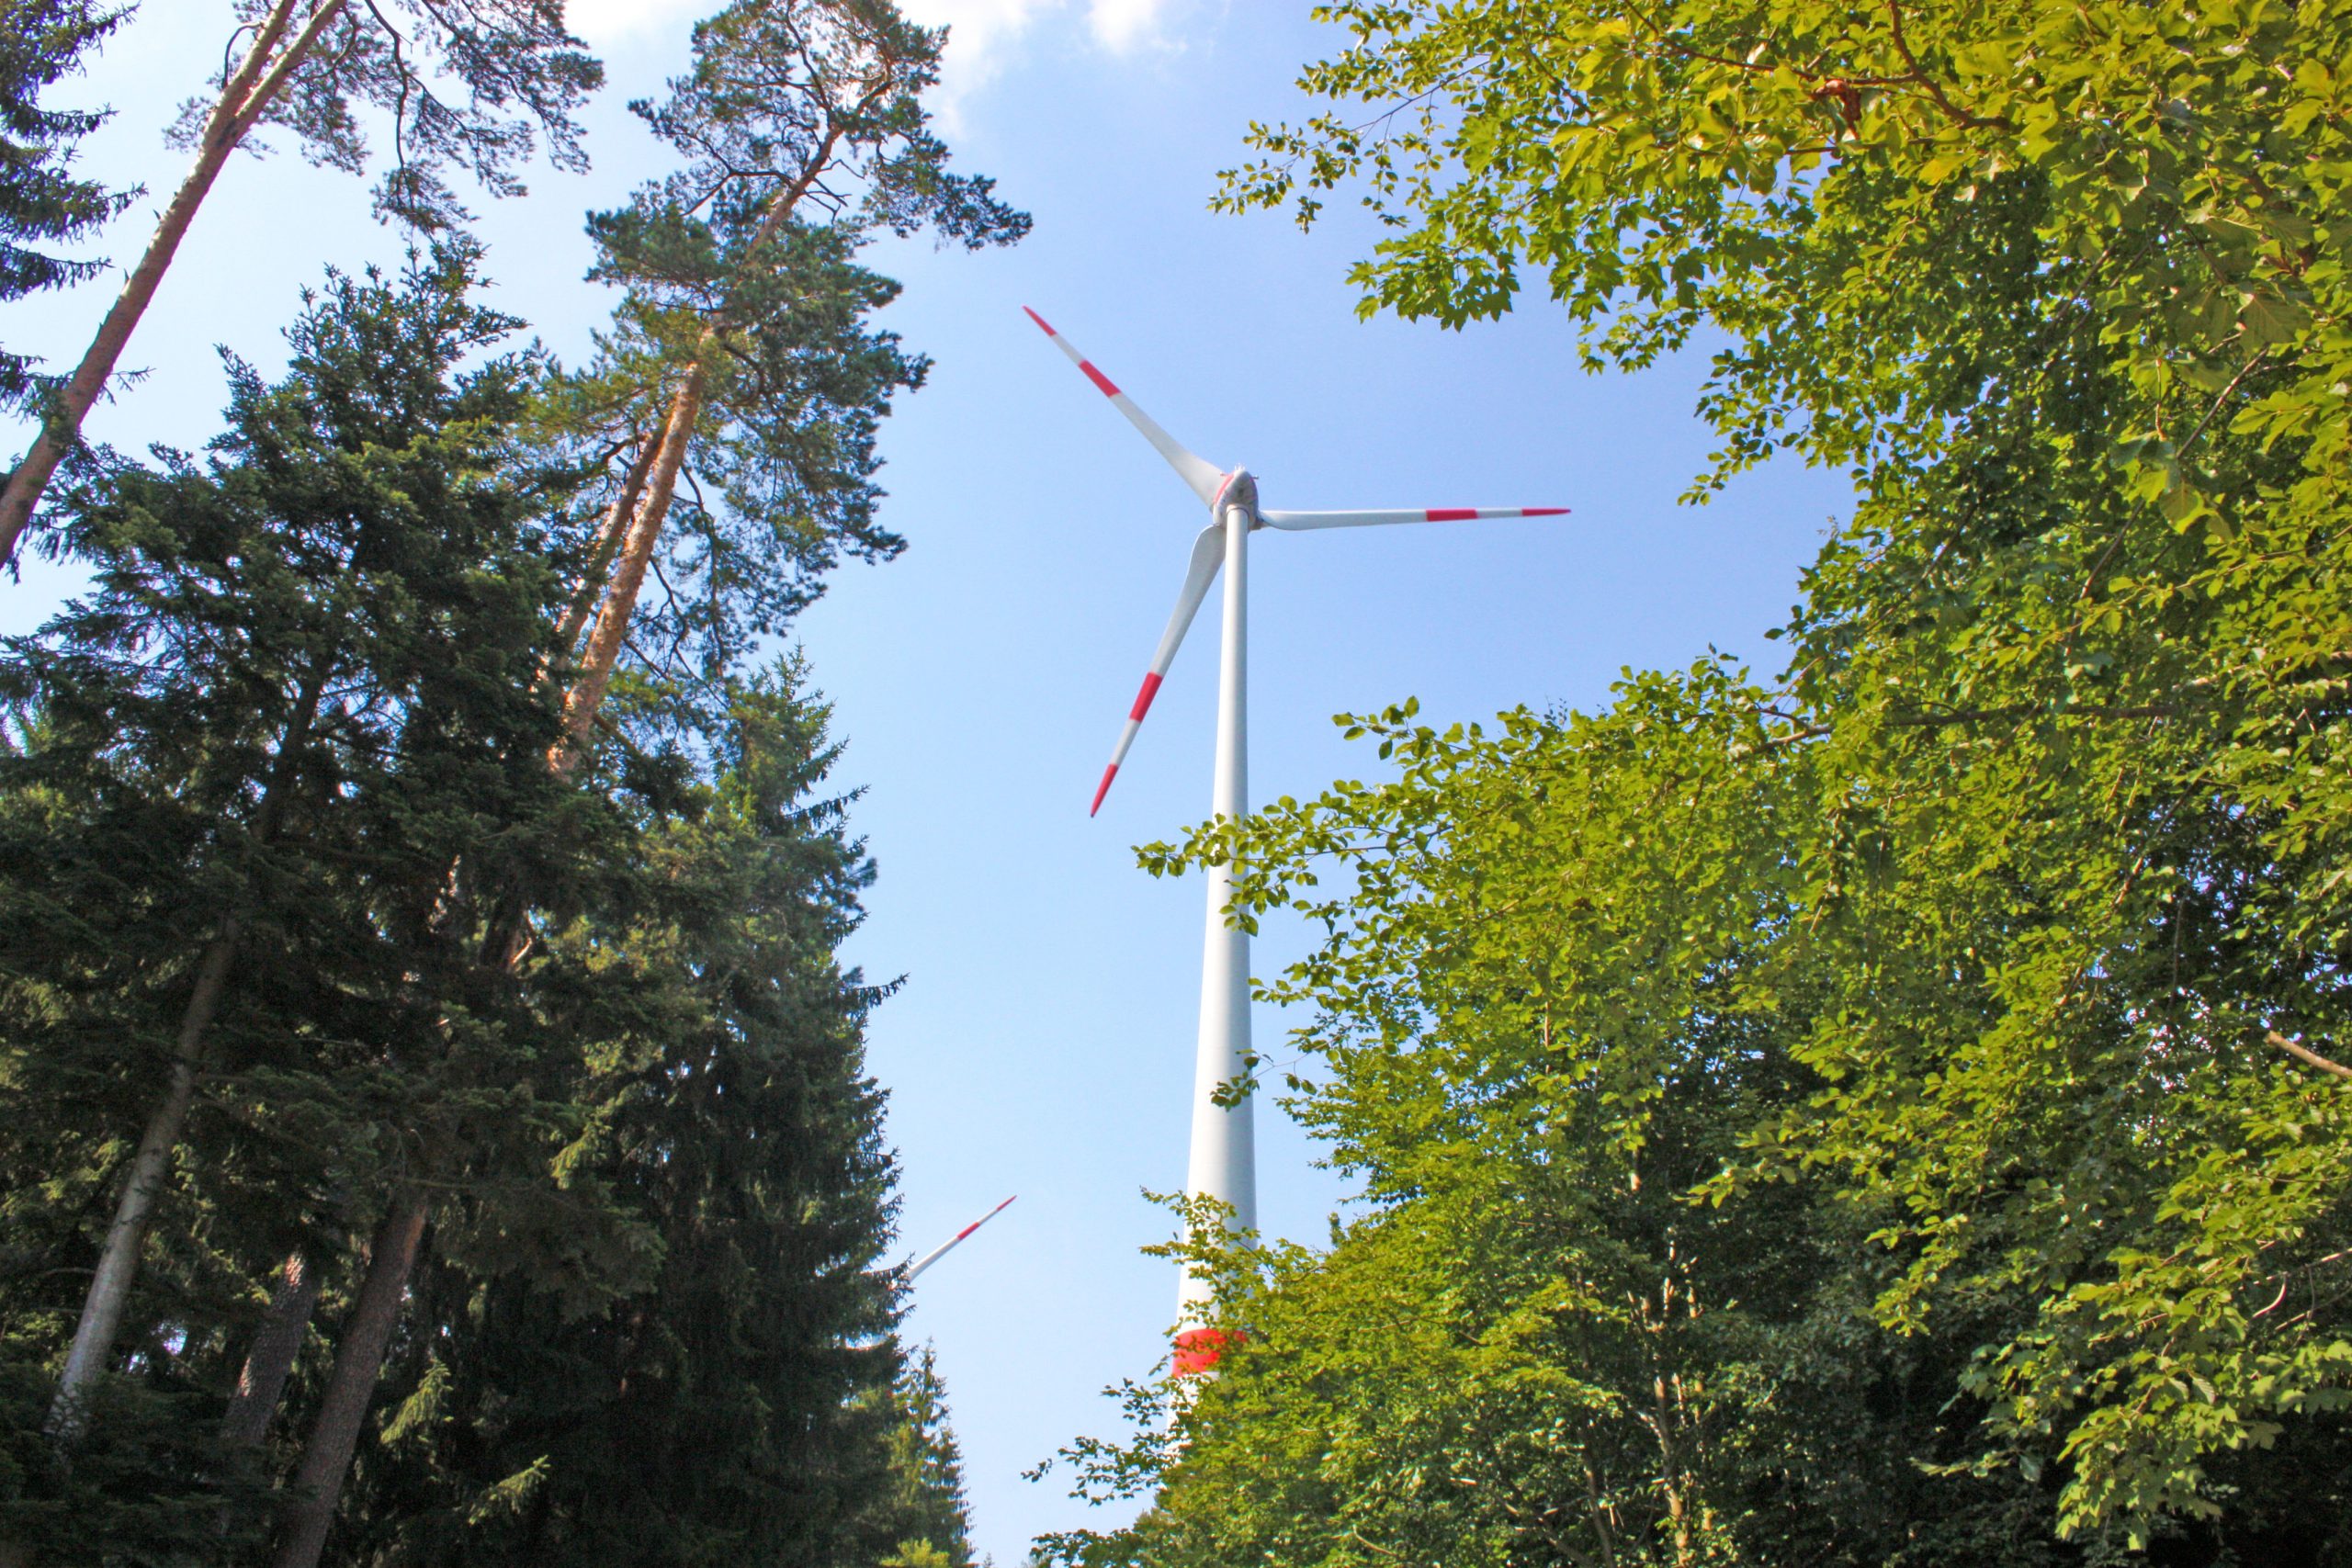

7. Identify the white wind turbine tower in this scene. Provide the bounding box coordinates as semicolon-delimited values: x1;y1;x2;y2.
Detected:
1026;309;1566;1371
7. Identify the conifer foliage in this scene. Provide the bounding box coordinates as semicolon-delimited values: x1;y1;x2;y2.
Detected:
0;0;130;415
0;3;1012;1558
0;0;606;565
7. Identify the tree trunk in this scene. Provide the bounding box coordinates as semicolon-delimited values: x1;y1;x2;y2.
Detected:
549;421;666;666
272;1197;427;1568
0;0;344;564
547;363;707;780
46;924;239;1438
221;1251;322;1448
539;119;845;776
49;653;331;1437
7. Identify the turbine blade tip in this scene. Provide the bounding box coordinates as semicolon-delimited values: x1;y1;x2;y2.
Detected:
1090;762;1119;816
1528;506;1570;516
1023;306;1055;334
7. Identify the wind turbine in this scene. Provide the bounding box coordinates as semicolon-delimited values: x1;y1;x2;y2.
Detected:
1025;309;1566;1368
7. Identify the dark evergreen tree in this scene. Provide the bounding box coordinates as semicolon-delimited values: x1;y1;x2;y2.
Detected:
0;244;628;1559
0;7;1009;1557
869;1345;979;1568
0;0;131;417
315;672;933;1568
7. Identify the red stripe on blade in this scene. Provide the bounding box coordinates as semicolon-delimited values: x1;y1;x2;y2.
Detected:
1425;508;1478;522
1080;360;1121;398
1130;671;1163;721
1023;306;1056;335
1522;507;1571;516
1090;762;1119;816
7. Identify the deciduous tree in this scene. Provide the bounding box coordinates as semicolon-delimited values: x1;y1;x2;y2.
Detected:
1037;1;2352;1556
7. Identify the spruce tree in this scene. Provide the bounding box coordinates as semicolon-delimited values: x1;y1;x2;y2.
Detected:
870;1346;979;1568
315;672;922;1568
0;0;130;417
0;245;619;1556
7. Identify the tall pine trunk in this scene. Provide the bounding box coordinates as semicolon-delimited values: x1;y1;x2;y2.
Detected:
549;420;666;666
548;365;706;779
544;125;839;774
0;0;344;563
271;1197;427;1568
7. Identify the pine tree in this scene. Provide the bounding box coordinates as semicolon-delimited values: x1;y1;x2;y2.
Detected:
0;0;605;564
543;0;1026;778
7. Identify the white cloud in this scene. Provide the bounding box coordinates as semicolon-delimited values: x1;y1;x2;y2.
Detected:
567;0;700;47
906;0;1190;122
563;0;1191;120
898;0;1055;98
1083;0;1177;54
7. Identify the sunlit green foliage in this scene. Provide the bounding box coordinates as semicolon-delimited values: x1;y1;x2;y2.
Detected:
1042;1;2352;1561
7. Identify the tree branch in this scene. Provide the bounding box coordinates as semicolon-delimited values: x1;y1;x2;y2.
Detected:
2267;1031;2352;1083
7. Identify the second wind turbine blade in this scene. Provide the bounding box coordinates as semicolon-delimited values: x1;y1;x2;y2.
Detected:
1092;524;1226;816
1258;505;1570;531
903;1195;1018;1282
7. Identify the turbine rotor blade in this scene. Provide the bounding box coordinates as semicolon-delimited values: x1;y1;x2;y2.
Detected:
902;1195;1018;1282
1091;524;1226;816
1024;308;1227;507
1258;505;1570;531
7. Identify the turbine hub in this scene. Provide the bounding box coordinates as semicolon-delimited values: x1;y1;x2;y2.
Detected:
1213;468;1258;523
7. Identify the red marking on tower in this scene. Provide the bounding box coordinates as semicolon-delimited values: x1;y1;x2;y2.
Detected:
1130;672;1164;721
1091;762;1119;816
1173;1326;1244;1376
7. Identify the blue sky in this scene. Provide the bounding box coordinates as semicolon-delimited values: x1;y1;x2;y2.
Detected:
1;4;1854;1560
